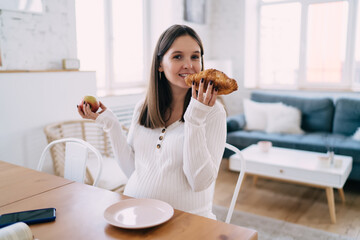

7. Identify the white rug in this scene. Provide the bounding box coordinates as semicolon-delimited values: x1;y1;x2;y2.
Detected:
213;205;355;240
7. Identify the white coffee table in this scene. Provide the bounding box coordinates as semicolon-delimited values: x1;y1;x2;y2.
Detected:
229;144;353;223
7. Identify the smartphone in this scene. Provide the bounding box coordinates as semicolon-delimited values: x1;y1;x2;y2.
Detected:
0;208;56;228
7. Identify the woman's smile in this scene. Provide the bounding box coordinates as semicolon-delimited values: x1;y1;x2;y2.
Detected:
178;73;192;79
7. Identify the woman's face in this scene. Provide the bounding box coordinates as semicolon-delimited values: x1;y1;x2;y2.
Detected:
159;35;202;91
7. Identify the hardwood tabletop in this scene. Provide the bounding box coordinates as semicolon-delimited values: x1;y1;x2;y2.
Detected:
0;161;258;239
0;161;73;207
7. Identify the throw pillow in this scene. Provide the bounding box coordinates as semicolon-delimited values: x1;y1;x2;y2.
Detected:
266;103;304;134
353;127;360;141
243;99;281;131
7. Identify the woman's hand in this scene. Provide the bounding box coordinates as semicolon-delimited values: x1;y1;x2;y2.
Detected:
192;78;218;107
77;101;107;120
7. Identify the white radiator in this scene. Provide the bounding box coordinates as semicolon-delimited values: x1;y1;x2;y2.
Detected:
100;93;144;130
112;104;136;130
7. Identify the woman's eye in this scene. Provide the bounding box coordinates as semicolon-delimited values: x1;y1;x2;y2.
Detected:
192;55;200;60
173;55;182;60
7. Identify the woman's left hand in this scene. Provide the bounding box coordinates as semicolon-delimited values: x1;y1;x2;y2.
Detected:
77;101;107;120
192;78;218;106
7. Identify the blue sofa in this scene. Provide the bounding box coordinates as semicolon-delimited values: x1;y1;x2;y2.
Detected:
226;92;360;182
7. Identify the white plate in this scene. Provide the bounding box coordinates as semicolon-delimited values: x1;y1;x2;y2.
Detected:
104;199;174;229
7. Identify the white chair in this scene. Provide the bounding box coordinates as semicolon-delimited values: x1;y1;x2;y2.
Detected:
43;120;128;192
37;138;103;186
224;143;246;224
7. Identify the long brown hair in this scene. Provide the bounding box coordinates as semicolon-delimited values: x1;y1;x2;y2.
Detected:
139;25;204;129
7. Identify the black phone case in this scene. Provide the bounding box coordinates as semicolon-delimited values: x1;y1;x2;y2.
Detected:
0;208;56;228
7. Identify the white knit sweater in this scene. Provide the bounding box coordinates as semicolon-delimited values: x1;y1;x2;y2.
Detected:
96;98;226;219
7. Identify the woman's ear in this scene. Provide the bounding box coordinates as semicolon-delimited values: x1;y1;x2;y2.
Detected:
158;64;163;72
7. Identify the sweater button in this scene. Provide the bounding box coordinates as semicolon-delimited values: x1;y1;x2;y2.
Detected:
159;136;163;140
157;144;161;149
162;128;166;133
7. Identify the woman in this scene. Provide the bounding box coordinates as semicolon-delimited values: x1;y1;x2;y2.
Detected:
78;24;226;219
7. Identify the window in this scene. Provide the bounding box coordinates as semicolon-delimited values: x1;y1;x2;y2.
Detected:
354;0;360;88
306;2;348;86
75;0;145;96
253;0;360;91
259;3;301;87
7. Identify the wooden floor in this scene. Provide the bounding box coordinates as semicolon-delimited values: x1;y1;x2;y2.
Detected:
214;158;360;239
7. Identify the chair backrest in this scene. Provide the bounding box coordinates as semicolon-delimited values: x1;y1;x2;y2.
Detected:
224;143;246;224
43;120;113;185
37;138;103;186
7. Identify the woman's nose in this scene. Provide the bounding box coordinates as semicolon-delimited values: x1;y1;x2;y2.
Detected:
183;60;193;69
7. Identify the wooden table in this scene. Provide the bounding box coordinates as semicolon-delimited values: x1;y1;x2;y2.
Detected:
0;161;73;207
0;161;258;239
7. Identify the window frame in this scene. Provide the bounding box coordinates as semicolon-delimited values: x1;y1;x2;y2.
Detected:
254;0;359;91
76;0;150;96
104;0;149;92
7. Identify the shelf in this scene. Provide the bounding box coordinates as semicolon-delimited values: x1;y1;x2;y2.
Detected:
0;70;84;73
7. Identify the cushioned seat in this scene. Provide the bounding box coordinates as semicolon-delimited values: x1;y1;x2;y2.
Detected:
333;98;360;136
87;157;127;192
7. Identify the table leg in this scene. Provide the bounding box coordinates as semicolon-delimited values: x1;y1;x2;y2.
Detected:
252;176;258;187
338;188;345;203
325;187;336;224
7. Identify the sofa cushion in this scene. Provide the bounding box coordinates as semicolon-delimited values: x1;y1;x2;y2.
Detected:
251;92;334;133
333;98;360;136
243;99;281;131
227;114;246;132
227;130;328;152
266;103;303;134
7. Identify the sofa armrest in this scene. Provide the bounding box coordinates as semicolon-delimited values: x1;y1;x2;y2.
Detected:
227;114;246;132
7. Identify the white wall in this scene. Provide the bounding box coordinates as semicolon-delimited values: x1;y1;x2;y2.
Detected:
0;71;97;169
206;0;248;115
0;0;82;169
0;0;77;70
148;0;211;56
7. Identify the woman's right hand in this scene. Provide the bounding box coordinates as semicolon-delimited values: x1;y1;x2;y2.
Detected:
77;101;107;120
192;78;218;107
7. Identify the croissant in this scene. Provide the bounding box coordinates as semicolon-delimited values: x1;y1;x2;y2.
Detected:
184;69;238;95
